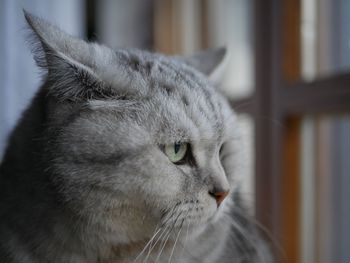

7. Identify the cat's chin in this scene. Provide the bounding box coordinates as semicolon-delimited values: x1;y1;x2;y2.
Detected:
105;206;226;261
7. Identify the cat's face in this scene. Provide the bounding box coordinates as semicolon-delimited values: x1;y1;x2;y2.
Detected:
25;13;239;244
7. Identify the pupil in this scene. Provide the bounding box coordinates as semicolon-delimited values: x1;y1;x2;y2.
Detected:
174;142;181;154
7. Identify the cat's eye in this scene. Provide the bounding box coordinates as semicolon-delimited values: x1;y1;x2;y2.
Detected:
164;142;188;163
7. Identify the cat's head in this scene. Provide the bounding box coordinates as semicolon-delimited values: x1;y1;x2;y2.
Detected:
25;12;241;244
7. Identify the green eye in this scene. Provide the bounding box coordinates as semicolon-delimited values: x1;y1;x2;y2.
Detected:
164;142;188;163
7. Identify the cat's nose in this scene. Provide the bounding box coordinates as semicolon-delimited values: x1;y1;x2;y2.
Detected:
209;189;229;207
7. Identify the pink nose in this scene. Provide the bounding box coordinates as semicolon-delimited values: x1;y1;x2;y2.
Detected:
209;190;229;207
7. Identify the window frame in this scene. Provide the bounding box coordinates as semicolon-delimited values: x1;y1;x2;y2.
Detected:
229;0;350;262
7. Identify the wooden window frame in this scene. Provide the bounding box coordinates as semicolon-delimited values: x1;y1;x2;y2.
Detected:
229;0;350;262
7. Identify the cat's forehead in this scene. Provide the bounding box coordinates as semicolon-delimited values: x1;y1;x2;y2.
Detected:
95;48;209;94
93;49;213;104
113;48;222;86
84;48;234;144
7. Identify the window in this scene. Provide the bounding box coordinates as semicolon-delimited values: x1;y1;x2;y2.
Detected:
252;1;350;262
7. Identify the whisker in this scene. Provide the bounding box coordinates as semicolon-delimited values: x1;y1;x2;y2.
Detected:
144;204;181;263
154;227;172;263
230;219;255;248
168;219;184;263
229;215;274;263
143;224;171;263
160;203;181;227
232;207;284;258
142;205;180;262
155;211;183;263
132;226;162;263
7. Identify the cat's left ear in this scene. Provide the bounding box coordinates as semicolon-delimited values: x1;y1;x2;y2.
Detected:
180;47;229;84
23;10;108;101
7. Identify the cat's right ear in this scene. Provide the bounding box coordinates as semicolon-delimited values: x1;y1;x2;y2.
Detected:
24;10;106;101
179;47;229;84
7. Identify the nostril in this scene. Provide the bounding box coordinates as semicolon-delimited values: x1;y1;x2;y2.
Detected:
209;190;229;207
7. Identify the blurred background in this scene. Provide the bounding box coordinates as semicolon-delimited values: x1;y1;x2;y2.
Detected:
0;0;350;262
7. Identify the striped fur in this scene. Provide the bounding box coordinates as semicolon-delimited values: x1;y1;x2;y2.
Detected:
0;12;273;263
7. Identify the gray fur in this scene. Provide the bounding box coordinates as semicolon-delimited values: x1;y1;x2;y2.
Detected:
0;12;273;263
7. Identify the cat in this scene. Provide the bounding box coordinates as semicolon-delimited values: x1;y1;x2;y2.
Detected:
0;11;273;263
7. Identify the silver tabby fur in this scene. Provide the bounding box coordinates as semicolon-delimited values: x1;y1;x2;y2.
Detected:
0;12;273;263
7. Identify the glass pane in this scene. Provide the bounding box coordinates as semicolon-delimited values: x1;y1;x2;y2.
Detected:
97;0;153;49
206;0;254;99
300;116;350;263
301;0;350;81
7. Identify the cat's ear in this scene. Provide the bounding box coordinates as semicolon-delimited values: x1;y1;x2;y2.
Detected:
24;10;106;101
180;47;229;84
